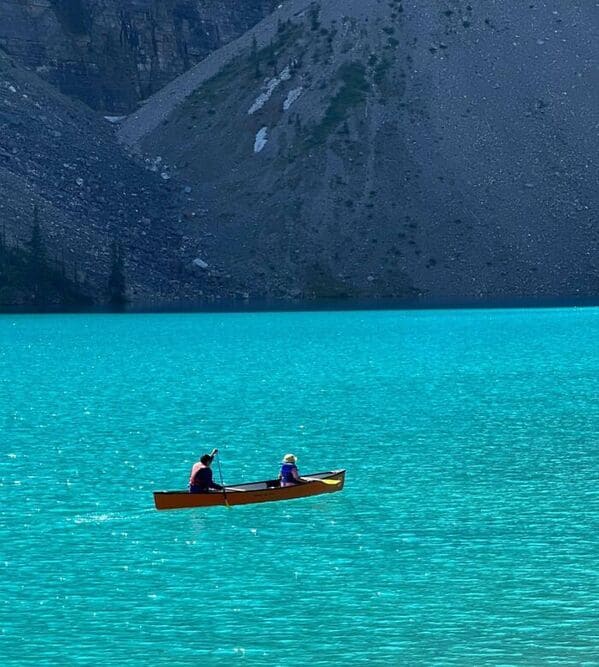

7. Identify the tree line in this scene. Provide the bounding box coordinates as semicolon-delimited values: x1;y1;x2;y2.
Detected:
0;206;127;308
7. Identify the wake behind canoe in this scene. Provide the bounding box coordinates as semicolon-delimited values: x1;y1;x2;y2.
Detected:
153;470;345;510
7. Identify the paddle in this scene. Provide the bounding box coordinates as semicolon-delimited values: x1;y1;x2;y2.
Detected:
303;477;341;486
214;450;231;508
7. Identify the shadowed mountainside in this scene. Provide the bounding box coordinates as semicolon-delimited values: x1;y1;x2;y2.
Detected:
120;0;598;301
0;0;596;307
0;49;235;306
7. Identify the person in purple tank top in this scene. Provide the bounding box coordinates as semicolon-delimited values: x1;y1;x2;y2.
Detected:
279;453;306;486
189;448;223;493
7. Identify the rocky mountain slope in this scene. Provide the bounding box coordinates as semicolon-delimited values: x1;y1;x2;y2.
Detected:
0;49;229;306
121;0;598;300
0;0;280;112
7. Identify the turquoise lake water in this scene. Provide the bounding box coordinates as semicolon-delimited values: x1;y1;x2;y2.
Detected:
1;308;598;665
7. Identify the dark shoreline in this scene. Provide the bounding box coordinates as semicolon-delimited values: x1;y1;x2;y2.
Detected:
1;294;598;316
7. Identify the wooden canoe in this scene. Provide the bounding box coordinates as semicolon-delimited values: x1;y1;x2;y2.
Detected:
153;469;345;510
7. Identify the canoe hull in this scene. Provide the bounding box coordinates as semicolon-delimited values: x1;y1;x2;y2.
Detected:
153;470;345;510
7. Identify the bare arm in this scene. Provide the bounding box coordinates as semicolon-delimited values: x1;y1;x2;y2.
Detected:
189;463;200;485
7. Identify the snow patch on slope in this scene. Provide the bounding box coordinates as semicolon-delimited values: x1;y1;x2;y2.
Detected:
254;127;268;153
248;66;291;115
283;87;303;111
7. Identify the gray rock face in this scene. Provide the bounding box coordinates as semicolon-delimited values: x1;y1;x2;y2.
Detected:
0;0;280;112
0;49;228;304
123;0;599;301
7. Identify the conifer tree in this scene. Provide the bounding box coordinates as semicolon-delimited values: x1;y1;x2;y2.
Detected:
251;35;261;79
28;206;47;303
107;240;127;306
29;206;45;264
0;221;6;278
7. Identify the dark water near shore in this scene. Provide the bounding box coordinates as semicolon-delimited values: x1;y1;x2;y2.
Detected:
2;294;598;315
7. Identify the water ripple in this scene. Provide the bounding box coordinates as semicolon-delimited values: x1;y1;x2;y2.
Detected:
0;309;598;665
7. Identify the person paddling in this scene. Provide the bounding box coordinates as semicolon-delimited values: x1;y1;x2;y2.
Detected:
279;453;305;486
189;449;224;493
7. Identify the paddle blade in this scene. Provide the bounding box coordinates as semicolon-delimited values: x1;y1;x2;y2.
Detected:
304;477;341;486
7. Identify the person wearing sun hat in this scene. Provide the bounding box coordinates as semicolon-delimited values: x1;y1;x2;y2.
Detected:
279;453;305;486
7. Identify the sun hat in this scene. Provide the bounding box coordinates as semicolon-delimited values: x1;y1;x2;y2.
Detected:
282;453;297;464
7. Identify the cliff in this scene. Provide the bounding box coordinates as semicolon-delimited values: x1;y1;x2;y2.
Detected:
0;0;280;112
